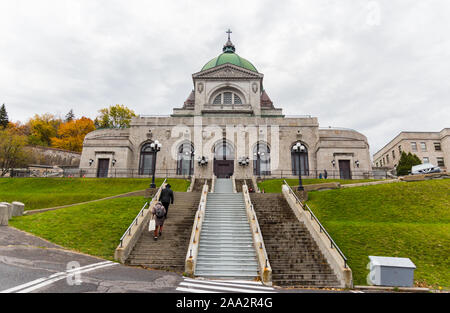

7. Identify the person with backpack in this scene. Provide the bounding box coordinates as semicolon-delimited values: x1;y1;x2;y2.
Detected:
151;201;166;241
159;184;174;219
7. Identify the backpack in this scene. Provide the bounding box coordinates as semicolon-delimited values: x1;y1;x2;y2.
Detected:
155;203;165;218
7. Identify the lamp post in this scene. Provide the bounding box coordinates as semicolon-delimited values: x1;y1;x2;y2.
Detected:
149;140;162;188
292;142;306;191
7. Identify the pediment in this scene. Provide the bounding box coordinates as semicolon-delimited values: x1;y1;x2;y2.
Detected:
192;64;264;80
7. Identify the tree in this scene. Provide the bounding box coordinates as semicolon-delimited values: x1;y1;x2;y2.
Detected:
27;113;62;146
7;121;30;136
0;104;9;129
96;104;136;129
65;109;75;122
396;152;422;176
51;117;96;152
0;129;29;176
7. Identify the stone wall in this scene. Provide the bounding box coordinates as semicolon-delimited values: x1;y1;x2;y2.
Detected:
28;146;81;167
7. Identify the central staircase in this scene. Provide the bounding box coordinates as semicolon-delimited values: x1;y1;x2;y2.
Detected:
194;178;259;279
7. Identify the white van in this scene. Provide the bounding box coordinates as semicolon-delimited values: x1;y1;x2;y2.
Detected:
411;163;441;175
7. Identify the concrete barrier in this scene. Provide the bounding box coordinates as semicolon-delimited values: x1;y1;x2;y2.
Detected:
243;184;272;285
185;182;209;275
12;202;25;217
0;202;13;220
0;204;9;226
282;184;353;288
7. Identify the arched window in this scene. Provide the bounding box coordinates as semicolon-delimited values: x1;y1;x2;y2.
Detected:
253;142;271;176
214;140;234;160
139;143;156;175
291;142;309;176
177;142;194;176
210;91;244;105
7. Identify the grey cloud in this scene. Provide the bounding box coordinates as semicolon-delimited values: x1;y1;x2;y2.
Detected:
0;0;449;156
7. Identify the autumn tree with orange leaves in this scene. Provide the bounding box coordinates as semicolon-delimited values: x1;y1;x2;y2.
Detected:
51;117;95;152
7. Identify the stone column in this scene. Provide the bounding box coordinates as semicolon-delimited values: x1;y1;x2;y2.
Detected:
0;204;8;226
12;202;25;217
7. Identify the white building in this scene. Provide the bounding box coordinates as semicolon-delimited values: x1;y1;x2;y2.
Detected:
80;34;372;180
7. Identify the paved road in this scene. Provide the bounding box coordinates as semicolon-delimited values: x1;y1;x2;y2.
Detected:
0;226;183;293
0;226;357;293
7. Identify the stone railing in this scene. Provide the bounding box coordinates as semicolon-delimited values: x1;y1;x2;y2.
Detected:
114;179;167;263
282;184;352;288
211;175;216;193
231;175;237;193
242;183;272;285
185;181;209;275
187;175;196;192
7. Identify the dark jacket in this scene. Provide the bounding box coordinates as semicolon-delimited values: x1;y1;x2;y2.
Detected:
160;187;174;204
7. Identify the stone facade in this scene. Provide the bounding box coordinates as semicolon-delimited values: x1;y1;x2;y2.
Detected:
28;146;81;167
373;128;449;171
80;39;372;180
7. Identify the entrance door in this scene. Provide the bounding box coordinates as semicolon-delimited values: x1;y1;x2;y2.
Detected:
97;159;110;178
339;160;351;179
213;140;234;178
214;160;234;178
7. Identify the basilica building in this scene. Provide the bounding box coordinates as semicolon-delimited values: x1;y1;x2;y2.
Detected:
80;34;372;180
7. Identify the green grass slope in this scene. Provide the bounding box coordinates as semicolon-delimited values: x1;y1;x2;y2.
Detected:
0;178;189;211
10;196;147;260
258;178;379;193
306;179;450;288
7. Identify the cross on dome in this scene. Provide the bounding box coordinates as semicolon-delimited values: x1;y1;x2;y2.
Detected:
223;28;236;53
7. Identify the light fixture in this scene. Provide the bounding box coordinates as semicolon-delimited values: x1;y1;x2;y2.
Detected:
331;160;336;167
292;142;306;152
89;159;94;166
238;156;250;166
112;159;117;166
355;160;360;168
197;156;208;166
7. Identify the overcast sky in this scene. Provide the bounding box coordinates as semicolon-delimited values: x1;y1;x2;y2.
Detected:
1;0;449;156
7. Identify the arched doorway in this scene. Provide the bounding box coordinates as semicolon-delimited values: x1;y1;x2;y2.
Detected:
213;140;234;178
177;141;194;176
291;142;309;176
253;142;271;176
139;142;156;175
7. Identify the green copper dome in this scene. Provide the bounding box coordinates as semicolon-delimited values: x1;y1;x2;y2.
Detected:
201;52;258;73
201;32;258;73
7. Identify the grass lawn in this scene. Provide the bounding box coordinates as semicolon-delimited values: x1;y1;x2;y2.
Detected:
258;178;380;193
10;196;148;260
0;177;190;211
306;179;450;288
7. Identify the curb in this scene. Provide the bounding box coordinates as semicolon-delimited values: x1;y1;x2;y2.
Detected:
354;285;431;293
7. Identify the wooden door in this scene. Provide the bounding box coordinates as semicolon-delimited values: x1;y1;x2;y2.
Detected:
339;160;351;180
214;160;234;178
97;159;110;178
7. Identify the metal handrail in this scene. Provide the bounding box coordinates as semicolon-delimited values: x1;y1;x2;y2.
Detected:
283;180;348;268
119;178;167;247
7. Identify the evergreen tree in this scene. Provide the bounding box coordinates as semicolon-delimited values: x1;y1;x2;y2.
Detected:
0;104;9;129
65;109;75;122
396;152;422;176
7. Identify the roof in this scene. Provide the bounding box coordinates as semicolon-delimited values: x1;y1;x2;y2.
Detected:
369;256;416;268
201;35;258;73
201;52;258;73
